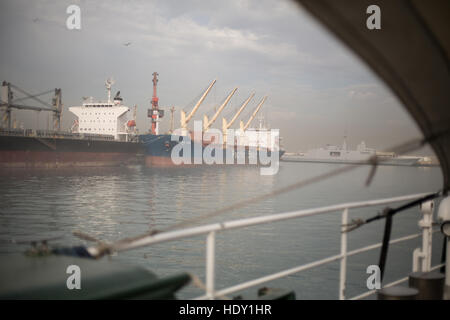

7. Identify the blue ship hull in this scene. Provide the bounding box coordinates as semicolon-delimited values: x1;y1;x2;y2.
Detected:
139;134;285;167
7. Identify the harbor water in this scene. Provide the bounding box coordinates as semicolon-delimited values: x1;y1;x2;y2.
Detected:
0;162;444;299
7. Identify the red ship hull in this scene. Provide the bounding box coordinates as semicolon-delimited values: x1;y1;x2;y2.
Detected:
0;133;143;168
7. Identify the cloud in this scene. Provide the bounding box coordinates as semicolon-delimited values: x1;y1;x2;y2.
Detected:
0;0;423;153
348;89;375;100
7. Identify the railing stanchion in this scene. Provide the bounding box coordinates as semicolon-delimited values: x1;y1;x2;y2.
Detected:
206;231;216;299
413;200;434;272
421;201;433;272
339;208;348;300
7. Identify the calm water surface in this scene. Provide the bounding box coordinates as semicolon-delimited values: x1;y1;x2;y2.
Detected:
0;162;444;299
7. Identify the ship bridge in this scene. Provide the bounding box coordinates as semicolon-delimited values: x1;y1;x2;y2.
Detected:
69;80;132;141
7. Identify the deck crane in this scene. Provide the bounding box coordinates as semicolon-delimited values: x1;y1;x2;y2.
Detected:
1;82;62;130
180;79;216;133
203;87;237;132
149;72;164;135
239;96;267;132
222;93;254;143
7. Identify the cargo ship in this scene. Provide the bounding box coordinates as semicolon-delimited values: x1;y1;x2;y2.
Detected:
139;74;284;167
281;139;423;166
0;80;143;168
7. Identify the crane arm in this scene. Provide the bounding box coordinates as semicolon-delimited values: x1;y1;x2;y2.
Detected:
243;96;267;131
181;79;216;129
203;87;237;131
226;93;254;129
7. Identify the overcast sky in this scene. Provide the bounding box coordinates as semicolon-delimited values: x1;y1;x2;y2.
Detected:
0;0;430;154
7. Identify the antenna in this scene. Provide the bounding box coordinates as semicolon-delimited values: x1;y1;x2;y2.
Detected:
105;78;115;103
170;106;175;134
343;130;348;151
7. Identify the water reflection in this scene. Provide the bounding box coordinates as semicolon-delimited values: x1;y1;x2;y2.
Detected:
0;163;443;298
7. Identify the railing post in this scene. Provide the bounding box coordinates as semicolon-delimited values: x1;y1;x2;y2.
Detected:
413;201;434;272
206;231;216;299
339;208;348;300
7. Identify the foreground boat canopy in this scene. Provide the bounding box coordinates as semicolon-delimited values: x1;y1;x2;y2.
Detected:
0;254;190;299
296;0;450;191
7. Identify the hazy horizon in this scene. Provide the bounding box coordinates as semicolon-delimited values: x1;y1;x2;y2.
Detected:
0;0;434;155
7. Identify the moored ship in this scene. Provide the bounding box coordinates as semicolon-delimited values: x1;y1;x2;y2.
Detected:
0;80;143;168
139;74;284;167
282;139;423;166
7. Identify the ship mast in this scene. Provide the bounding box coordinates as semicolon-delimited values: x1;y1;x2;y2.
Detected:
180;79;216;133
169;106;175;134
133;105;137;134
52;88;62;131
240;96;267;132
203;87;237;132
150;72;163;135
105;78;114;103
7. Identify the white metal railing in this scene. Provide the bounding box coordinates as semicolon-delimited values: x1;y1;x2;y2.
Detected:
115;192;443;299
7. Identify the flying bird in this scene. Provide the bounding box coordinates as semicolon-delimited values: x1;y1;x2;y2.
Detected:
123;42;132;46
33;18;39;23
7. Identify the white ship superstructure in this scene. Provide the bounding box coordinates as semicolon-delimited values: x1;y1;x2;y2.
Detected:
283;138;423;166
69;79;134;141
239;116;281;151
301;139;375;161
